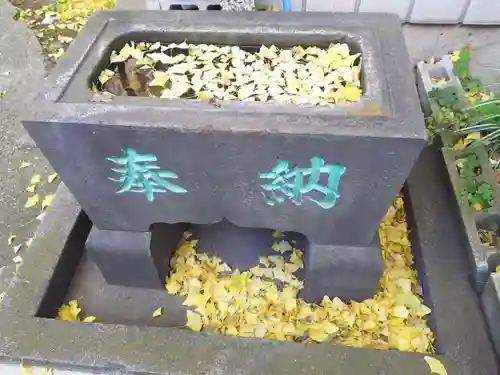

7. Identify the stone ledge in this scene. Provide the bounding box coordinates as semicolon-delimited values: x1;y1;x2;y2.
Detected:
482;272;500;359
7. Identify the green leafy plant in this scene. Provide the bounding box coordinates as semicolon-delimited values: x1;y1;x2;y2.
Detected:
457;153;495;210
429;86;462;110
461;181;494;210
456;97;500;149
425;99;470;143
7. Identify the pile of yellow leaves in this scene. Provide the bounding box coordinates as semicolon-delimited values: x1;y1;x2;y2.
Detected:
58;299;96;322
18;0;115;63
166;196;434;352
100;41;362;105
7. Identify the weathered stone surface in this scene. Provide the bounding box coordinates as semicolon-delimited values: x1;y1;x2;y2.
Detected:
24;11;425;251
0;0;48;297
441;147;500;293
302;236;383;302
86;228;160;288
409;0;468;23
481;272;500;359
87;221;190;289
415;55;464;116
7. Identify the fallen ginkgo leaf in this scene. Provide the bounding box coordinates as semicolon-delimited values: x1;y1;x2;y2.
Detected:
58;300;81;321
153;307;163;318
42;195;54;209
7;234;15;245
186;310;202;331
20;362;33;375
424;356;448;375
30;174;41;185
19;161;31;169
48;172;58;183
24;194;39;208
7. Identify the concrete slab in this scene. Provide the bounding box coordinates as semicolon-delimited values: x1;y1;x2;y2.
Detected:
409;0;468;23
0;0;53;294
464;0;500;25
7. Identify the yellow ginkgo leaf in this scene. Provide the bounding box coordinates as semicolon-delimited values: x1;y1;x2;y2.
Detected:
186;310;203;331
7;234;16;246
271;231;284;238
271;240;292;254
58;300;81;321
82;316;96;323
19;161;31;169
424;356;448;375
166;279;182;294
149;71;170;87
25;194;39;208
392;305;409;319
48;172;58;183
308;329;329;342
337;86;362;102
153;307;163;318
13;244;22;254
42;195;54;209
20;362;33;375
320;321;339;335
450;50;461;62
12;255;23;264
98;69;115;85
25;238;33;247
36;368;54;375
30;174;41;185
26;185;36;193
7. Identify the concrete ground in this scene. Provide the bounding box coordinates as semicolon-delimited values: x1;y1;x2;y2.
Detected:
0;1;499;372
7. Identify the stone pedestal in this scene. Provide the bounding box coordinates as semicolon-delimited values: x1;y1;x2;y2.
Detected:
86;220;382;302
85;224;186;288
302;237;383;302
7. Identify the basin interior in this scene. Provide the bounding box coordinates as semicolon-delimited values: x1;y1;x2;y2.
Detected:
89;31;366;98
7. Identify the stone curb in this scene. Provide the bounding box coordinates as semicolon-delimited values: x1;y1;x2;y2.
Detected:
482;272;500;359
416;53;500;294
124;0;500;24
441;146;500;293
415;55;465;117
